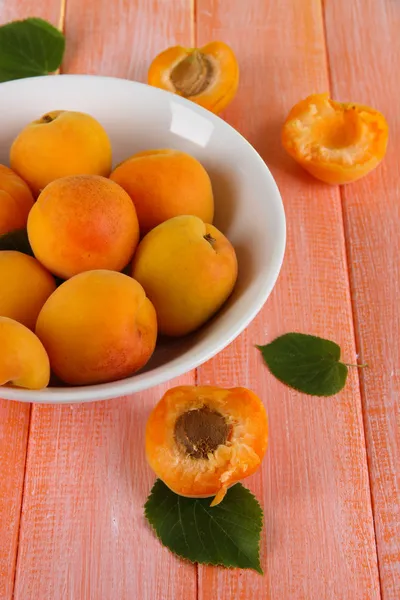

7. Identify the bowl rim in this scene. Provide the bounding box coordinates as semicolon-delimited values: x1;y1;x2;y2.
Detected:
0;74;286;404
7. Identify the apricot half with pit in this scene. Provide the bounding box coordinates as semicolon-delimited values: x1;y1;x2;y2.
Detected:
131;215;238;336
148;42;239;114
145;385;268;506
10;110;112;196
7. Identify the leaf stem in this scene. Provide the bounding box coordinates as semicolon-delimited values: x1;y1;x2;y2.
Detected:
344;363;368;368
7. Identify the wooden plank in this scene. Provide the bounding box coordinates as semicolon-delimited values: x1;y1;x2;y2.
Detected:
12;2;197;599
0;4;63;600
323;0;400;597
0;401;30;600
195;0;381;598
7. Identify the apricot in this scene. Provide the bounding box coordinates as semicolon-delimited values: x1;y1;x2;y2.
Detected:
0;251;56;330
146;386;268;506
282;93;389;184
35;270;157;386
0;316;50;390
10;110;112;196
131;215;237;336
110;149;214;234
27;175;139;279
148;42;239;114
0;165;34;234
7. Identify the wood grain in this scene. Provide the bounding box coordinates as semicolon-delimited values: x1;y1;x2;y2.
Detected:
10;2;196;599
0;4;63;600
323;0;400;597
195;0;381;598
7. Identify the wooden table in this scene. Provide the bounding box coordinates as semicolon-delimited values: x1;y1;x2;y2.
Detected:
0;1;399;598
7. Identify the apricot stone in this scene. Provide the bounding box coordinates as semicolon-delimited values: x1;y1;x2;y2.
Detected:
35;270;157;386
0;316;50;390
27;175;139;279
131;215;238;336
110;149;214;233
0;164;34;234
10;110;112;196
0;251;56;330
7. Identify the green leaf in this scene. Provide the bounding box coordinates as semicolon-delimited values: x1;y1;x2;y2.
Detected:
0;229;34;256
257;332;348;396
145;480;263;573
0;18;65;83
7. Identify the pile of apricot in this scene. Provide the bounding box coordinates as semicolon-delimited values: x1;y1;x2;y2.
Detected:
0;110;238;390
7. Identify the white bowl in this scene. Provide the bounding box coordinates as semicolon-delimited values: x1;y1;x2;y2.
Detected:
0;75;285;403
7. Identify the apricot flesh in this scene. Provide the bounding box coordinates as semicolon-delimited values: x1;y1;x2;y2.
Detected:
27;175;139;279
0;251;56;330
132;215;238;336
146;386;268;505
10;110;112;196
0;316;50;390
282;93;389;184
35;270;157;386
0;164;34;234
110;149;214;233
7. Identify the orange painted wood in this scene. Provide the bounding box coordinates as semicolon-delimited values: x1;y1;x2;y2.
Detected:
0;401;30;600
195;0;381;598
10;2;196;599
323;1;400;597
0;4;63;600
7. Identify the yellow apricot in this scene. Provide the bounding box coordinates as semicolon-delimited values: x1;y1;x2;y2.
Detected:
10;110;112;196
0;251;56;330
0;316;50;390
131;215;238;336
36;270;157;386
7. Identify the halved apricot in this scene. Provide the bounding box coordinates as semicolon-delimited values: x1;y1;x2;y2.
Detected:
145;386;268;506
148;42;239;114
282;93;389;184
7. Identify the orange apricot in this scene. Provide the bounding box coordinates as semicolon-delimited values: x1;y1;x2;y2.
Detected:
148;41;239;114
0;316;50;390
110;149;214;234
282;93;389;184
0;164;34;234
27;175;139;279
10;110;112;196
145;385;268;506
35;270;157;386
131;215;238;336
0;251;56;330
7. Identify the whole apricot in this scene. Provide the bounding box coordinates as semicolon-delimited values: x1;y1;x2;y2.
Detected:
131;215;238;336
27;175;139;279
110;149;214;233
10;110;112;196
0;165;34;234
35;270;157;386
0;251;56;330
0;316;50;390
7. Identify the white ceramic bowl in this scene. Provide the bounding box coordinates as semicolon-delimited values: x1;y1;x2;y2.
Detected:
0;75;285;403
